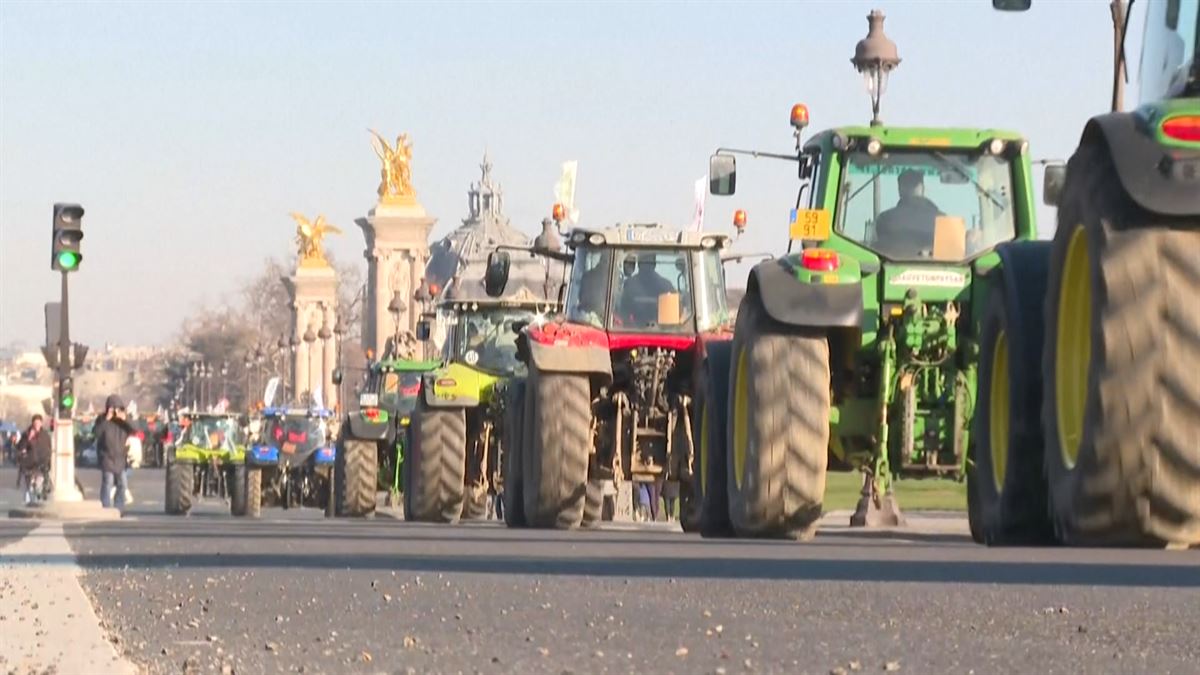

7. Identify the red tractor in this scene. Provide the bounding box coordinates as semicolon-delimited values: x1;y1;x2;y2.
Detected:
485;221;740;528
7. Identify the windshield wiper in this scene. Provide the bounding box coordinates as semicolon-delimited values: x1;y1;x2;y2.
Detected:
932;152;1006;211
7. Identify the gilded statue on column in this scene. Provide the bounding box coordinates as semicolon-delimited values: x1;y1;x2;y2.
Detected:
369;129;416;203
290;212;343;266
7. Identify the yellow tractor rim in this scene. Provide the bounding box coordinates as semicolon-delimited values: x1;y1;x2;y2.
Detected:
732;346;750;489
699;396;710;496
989;329;1010;494
1055;226;1091;469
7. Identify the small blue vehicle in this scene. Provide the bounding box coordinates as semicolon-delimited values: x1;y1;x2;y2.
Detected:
231;407;336;517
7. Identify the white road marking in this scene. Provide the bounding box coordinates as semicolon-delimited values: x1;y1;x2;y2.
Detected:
0;522;139;675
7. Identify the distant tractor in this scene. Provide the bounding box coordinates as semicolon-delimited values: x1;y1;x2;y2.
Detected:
330;357;439;517
404;292;558;523
164;411;246;515
485;221;737;529
971;0;1200;546
234;407;336;518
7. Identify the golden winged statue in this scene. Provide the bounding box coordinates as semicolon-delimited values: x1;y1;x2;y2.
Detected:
290;212;343;266
369;129;415;202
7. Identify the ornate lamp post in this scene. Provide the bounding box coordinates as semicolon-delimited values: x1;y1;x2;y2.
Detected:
303;324;317;405
333;314;346;413
243;352;254;410
288;334;300;404
851;9;901;127
318;320;333;409
387;290;406;357
189;362;200;409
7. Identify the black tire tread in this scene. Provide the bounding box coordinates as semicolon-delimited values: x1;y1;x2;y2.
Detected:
726;294;827;540
523;371;590;529
339;439;378;517
1043;141;1200;546
405;399;466;524
165;462;193;515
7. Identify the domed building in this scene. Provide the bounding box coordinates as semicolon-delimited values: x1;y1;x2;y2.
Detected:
424;154;561;302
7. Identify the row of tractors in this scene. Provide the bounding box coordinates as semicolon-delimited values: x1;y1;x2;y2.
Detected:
168;0;1199;548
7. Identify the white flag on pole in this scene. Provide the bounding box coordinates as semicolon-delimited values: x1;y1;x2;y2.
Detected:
554;160;580;223
263;377;280;409
311;386;324;412
690;175;707;231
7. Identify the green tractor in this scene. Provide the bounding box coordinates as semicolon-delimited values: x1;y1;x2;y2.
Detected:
971;0;1200;546
704;105;1039;538
330;356;439;517
404;292;558;523
165;411;247;515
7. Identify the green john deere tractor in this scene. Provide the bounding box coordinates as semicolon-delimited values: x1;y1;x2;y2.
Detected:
972;0;1200;547
704;109;1039;538
404;293;557;523
330;356;439;517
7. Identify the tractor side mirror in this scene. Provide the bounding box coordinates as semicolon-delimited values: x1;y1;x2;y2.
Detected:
1043;163;1066;207
416;320;431;341
512;320;529;335
331;368;343;385
484;251;511;298
992;0;1031;10
709;154;736;196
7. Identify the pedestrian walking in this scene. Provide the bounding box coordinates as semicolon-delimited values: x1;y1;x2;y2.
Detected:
94;395;135;509
17;415;52;504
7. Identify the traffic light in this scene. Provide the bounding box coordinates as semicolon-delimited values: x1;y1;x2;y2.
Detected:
51;203;85;272
59;376;76;411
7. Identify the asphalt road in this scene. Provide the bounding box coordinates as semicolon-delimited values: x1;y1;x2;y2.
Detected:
3;466;1200;675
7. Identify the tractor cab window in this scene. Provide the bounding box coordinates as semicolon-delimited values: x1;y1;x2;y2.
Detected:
185;417;240;450
564;246;612;329
695;249;731;331
837;149;1017;262
456;308;537;375
264;416;325;453
610;248;695;333
380;371;423;414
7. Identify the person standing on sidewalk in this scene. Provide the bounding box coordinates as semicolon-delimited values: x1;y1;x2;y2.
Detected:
17;414;52;504
94;395;134;509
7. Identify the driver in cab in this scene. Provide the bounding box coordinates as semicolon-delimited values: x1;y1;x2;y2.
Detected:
874;169;943;258
618;252;673;325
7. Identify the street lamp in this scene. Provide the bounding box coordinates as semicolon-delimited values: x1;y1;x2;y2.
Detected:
850;9;901;127
318;321;333;410
243;352;254;410
333;314;346;413
288;333;300;404
303;324;317;404
190;362;200;408
220;361;229;402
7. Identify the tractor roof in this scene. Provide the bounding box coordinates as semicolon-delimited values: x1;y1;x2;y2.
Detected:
374;359;441;373
261;407;333;418
436;288;558;313
805;126;1027;152
567;223;732;250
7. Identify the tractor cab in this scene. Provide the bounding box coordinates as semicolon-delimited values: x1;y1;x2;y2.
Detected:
560;224;733;338
426;293;556;378
252;407;335;467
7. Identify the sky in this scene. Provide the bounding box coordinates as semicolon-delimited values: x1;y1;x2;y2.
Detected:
1;0;1135;348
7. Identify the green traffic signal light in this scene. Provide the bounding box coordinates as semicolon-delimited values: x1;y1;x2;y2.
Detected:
61;393;75;409
57;250;80;270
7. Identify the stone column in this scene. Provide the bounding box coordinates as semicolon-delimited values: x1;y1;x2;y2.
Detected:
283;264;338;407
357;199;434;358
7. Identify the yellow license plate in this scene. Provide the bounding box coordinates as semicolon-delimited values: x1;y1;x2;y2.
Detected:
789;209;831;241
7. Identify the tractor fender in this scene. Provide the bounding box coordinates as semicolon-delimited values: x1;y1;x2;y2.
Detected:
345;414;389;441
1081;111;1200;217
528;340;613;379
985;240;1052;438
751;257;863;329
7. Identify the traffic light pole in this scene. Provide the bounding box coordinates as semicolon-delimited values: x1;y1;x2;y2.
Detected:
51;269;83;503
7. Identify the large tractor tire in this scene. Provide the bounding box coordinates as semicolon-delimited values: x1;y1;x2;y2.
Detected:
726;292;828;540
405;398;467;524
968;285;1053;545
694;340;734;538
523;369;591;529
245;468;263;519
336;438;378;518
502;381;528;527
229;464;248;516
1042;141;1200;547
165;462;193;515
